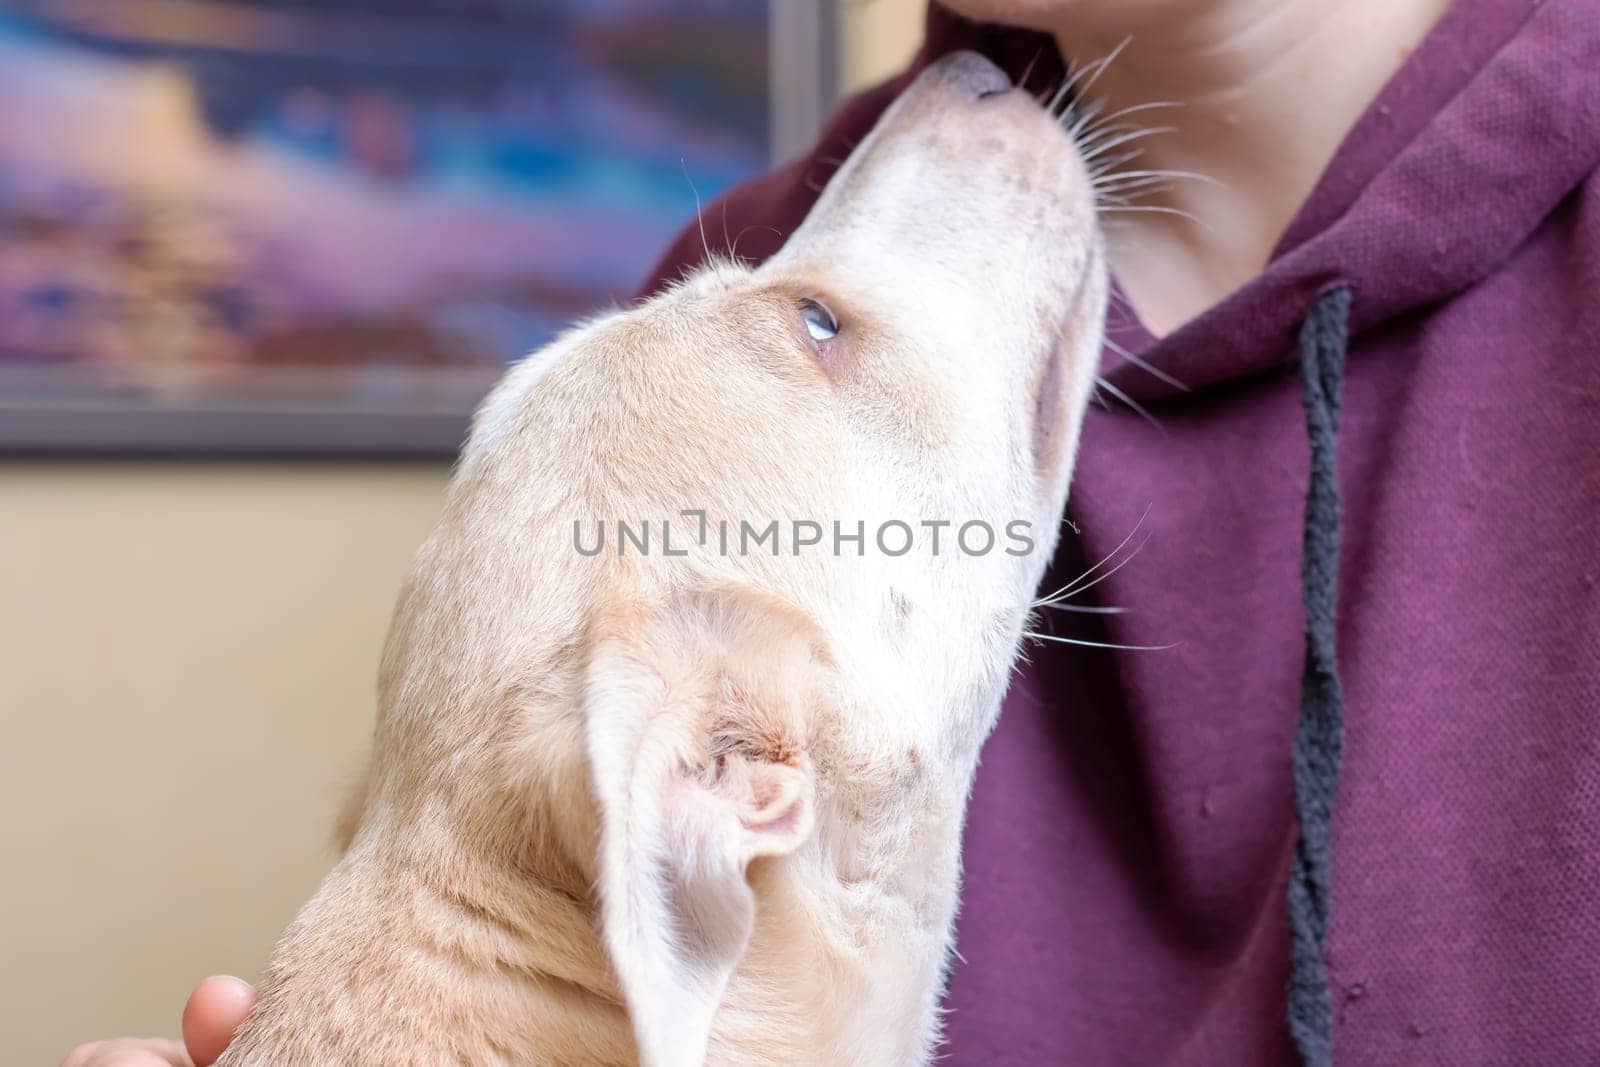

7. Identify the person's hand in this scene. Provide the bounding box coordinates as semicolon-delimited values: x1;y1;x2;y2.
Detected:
61;976;257;1067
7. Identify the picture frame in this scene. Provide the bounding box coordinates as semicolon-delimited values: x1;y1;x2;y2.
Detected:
0;0;838;456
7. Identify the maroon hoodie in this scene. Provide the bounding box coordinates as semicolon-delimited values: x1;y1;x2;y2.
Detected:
641;1;1600;1062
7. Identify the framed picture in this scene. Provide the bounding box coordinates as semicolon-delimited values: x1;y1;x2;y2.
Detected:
0;0;837;455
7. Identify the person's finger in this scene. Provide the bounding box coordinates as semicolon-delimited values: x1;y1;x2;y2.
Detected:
61;1037;192;1067
181;975;257;1067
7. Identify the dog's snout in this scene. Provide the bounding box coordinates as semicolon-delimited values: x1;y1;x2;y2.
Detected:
930;51;1011;99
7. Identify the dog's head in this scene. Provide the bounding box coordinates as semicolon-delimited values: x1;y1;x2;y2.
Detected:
364;53;1104;1063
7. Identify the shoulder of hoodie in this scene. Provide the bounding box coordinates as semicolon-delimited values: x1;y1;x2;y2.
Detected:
634;9;1053;299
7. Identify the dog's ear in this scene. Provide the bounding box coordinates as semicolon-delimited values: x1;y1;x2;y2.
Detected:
583;588;828;1067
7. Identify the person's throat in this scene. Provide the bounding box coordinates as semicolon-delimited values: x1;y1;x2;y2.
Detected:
1051;0;1452;336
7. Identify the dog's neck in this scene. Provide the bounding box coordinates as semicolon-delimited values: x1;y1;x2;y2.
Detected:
735;773;977;1063
225;693;989;1066
371;710;977;1065
480;768;970;1065
261;746;975;1066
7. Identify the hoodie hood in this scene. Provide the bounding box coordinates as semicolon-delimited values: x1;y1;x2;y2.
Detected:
1102;0;1600;401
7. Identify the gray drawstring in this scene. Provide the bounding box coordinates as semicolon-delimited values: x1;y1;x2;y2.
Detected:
1287;285;1352;1067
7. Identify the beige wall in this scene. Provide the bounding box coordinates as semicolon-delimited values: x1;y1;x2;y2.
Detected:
0;464;450;1063
0;9;928;1063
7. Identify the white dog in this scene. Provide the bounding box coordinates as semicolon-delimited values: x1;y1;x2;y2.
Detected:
217;51;1106;1066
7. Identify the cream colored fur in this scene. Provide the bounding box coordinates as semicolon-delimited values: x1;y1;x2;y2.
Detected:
217;53;1106;1067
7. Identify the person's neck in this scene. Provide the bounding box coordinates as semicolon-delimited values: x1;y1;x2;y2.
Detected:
1051;0;1452;336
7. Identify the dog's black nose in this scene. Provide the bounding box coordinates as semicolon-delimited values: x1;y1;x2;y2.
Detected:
931;51;1012;99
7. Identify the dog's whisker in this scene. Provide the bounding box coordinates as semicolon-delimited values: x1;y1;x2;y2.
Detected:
1074;120;1140;151
1050;36;1131;122
1070;100;1182;148
1054;54;1094;101
1091;170;1223;218
1099;202;1207;225
1103;306;1140;334
1031;503;1152;607
728;223;784;265
1079;125;1180;161
1103;335;1190;392
1105;300;1139;329
1084;141;1172;174
1045;75;1077;118
1094;375;1162;429
680;158;718;278
1093;176;1174;197
1087;147;1148;179
1095;186;1167;209
1080;98;1184;129
1018;48;1043;93
1023;632;1178;653
1033;528;1152;609
1065;96;1107;134
1094;166;1219;188
1092;173;1215;202
1080;124;1173;156
1093;186;1191;215
1105;286;1136;310
1098;203;1218;235
1039;603;1128;614
1075;35;1132;99
1079;126;1174;157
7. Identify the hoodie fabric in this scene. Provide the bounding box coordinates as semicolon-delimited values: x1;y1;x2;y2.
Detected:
639;1;1600;1062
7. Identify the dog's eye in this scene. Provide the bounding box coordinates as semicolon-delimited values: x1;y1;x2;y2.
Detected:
800;298;838;342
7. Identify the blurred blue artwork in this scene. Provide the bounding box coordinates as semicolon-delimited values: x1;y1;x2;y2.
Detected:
0;0;773;445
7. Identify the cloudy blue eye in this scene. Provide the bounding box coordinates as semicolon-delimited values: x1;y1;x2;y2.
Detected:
800;298;838;342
